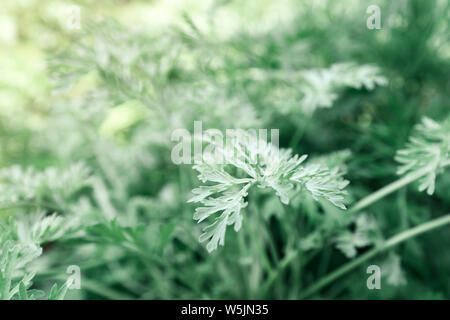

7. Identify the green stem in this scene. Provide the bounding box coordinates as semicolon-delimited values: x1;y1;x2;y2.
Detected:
262;164;448;296
50;275;135;300
80;279;135;300
299;213;450;299
348;166;432;214
289;113;313;149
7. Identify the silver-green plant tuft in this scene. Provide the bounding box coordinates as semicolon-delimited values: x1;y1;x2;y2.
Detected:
189;132;349;252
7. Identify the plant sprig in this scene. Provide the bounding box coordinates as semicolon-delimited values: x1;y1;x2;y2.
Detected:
189;131;349;252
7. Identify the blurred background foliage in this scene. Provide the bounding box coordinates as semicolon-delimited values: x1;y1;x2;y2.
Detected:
0;0;449;299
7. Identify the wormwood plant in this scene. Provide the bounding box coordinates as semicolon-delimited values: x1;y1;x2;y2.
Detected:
0;211;73;300
1;0;449;300
298;115;450;298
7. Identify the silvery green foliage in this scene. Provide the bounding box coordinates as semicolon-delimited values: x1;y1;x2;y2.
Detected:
165;81;261;130
14;211;81;245
395;116;450;195
189;132;349;252
299;63;387;112
243;63;386;115
312;149;352;170
49;21;260;129
0;240;40;300
0;164;87;299
382;253;407;287
0;162;91;207
334;213;381;258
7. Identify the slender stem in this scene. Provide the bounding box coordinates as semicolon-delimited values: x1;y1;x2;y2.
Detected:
348;166;431;214
299;213;450;299
289;113;313;149
0;201;64;213
49;275;135;300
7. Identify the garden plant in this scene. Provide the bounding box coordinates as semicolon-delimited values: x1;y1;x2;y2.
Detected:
0;0;449;300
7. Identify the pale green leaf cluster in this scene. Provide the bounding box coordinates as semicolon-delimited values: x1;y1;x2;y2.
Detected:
395;116;450;195
189;132;349;252
382;253;407;287
48;22;261;151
